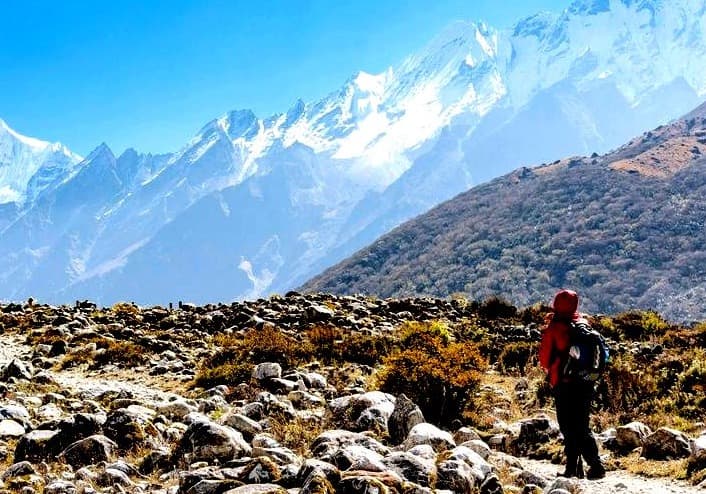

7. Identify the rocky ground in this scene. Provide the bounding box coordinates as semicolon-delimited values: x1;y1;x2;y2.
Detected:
0;294;704;494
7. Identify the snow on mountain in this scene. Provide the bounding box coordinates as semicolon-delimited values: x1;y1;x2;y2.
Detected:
0;119;82;205
3;0;706;304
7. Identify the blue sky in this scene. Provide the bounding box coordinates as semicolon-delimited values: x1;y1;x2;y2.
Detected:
0;0;570;156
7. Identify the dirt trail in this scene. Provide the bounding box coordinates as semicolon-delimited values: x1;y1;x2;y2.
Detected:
521;456;702;493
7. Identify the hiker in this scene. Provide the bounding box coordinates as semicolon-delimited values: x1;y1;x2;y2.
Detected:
539;289;606;479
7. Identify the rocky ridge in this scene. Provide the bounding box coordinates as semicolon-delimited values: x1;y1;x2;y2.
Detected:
0;294;704;493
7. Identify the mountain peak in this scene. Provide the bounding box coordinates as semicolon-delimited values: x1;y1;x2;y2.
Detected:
85;143;116;162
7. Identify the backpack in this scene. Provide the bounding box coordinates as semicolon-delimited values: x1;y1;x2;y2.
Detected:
562;321;610;382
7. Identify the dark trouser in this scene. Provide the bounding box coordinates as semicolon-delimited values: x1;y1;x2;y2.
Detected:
553;380;601;471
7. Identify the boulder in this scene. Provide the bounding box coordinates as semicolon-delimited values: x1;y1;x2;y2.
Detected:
253;363;282;382
58;435;118;468
176;415;251;463
688;434;706;474
1;359;33;381
221;412;262;441
382;451;436;486
104;407;160;451
615;421;652;452
223;484;286;494
14;430;60;462
402;423;455;452
0;419;25;437
642;427;691;460
44;481;78;494
329;391;396;433
387;394;425;445
310;430;389;462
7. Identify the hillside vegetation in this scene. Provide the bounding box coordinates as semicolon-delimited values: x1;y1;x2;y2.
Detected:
303;103;706;322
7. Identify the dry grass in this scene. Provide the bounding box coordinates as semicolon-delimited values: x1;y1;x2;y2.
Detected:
610;451;689;480
267;413;327;457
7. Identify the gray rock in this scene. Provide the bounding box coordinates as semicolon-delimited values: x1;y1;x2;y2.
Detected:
58;435;118;468
510;416;560;457
186;479;243;494
2;461;36;479
436;459;475;492
0;419;25;437
382;451;436;486
1;359;33;381
157;399;198;420
460;439;492;460
403;423;456;452
690;433;706;472
14;430;60;462
253;363;282;381
44;481;78;494
176;415;252;463
223;484;286;494
616;421;652;452
642;427;692;459
221;412;262;441
329;391;396;433
310;430;390;461
387;394;425;445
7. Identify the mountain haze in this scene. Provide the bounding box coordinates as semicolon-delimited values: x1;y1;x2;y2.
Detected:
303;101;706;322
3;0;706;304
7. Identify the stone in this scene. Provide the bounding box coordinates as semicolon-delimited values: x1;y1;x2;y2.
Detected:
330;391;396;433
96;468;134;487
176;415;251;463
0;419;25;437
382;451;436;486
104;407;160;451
642;427;692;460
402;423;456;452
435;459;475;492
223;484;286;494
387;394;425;445
253;363;282;381
14;430;60;462
460;439;492;460
310;430;390;462
2;461;36;479
510;416;560;457
58;435;118;468
44;480;78;494
221;412;263;441
615;421;652;452
1;359;33;381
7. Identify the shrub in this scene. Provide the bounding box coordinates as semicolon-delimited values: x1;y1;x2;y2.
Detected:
339;333;394;367
194;361;253;389
377;322;487;426
94;341;149;367
476;296;518;321
307;325;342;363
498;342;538;376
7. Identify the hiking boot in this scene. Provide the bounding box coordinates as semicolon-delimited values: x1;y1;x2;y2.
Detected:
586;463;606;480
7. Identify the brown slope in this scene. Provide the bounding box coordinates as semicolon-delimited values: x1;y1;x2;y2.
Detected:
301;102;706;321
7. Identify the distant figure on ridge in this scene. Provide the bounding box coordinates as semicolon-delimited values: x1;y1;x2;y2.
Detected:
539;289;607;480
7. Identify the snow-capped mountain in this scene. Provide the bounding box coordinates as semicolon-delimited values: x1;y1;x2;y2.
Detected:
0;119;82;205
3;0;706;305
